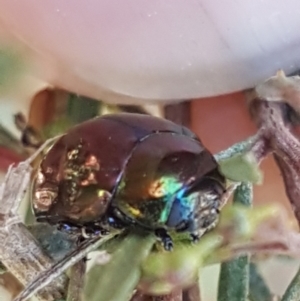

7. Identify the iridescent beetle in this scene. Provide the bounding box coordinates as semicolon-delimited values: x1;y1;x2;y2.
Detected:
32;113;226;250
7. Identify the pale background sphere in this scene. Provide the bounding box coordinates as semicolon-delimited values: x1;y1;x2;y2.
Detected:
0;0;300;104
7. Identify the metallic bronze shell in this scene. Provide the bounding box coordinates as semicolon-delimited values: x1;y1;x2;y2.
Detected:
32;113;225;235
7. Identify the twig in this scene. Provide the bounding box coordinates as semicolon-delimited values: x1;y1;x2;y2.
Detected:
0;137;67;301
248;94;300;225
67;259;87;301
13;233;118;301
248;75;300;300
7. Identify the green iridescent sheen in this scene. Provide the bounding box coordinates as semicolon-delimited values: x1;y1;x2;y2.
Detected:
150;175;183;224
156;176;183;195
114;174;185;227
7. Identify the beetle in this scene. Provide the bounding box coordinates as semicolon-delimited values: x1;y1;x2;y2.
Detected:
32;113;226;250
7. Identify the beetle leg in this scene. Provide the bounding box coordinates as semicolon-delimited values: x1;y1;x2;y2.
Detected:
190;232;200;243
106;216;126;229
155;229;173;251
186;219;207;244
81;225;110;239
104;206;137;230
14;112;43;150
81;227;92;239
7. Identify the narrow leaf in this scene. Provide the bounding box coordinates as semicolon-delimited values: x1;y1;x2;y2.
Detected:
218;257;249;301
84;232;155;301
217;183;252;301
215;136;255;161
140;236;222;295
218;153;263;184
249;262;272;301
282;267;300;301
67;259;86;301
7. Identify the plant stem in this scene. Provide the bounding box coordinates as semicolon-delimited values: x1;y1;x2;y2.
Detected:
67;259;86;301
214;136;256;161
248;97;300;224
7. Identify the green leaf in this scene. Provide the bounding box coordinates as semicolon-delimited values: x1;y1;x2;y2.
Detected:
215;204;277;244
249;262;272;301
218;152;263;184
215;136;255;161
84;232;155;301
139;202;278;296
218;256;249;301
282;266;300;301
233;182;253;206
140;236;222;295
217;183;252;301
